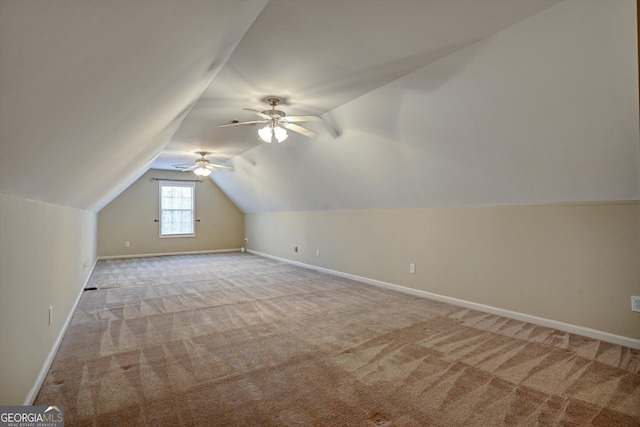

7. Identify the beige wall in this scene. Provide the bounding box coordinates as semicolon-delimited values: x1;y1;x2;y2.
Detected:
246;202;640;340
0;193;97;404
98;169;243;257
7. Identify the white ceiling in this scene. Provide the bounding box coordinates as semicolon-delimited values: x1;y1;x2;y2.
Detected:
210;0;639;213
155;0;563;167
0;0;565;212
216;0;639;213
0;0;266;211
3;0;637;215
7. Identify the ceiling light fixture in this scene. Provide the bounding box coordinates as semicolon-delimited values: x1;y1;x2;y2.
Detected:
171;152;235;176
193;166;212;177
258;122;288;143
258;124;273;142
273;125;288;142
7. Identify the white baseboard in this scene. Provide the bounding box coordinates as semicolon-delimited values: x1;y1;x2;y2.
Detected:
248;250;640;350
24;258;98;405
97;248;242;260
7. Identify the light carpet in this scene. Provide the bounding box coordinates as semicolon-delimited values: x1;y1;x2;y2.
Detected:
35;253;640;426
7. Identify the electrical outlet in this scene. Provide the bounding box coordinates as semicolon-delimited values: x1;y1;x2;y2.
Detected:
125;241;130;247
49;306;53;325
316;249;320;256
409;263;416;274
632;296;640;312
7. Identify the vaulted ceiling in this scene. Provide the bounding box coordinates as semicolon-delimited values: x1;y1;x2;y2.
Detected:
1;0;637;213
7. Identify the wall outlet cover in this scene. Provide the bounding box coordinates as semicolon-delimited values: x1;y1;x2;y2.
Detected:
632;296;640;312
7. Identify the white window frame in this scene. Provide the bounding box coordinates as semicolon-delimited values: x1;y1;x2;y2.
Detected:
158;181;196;238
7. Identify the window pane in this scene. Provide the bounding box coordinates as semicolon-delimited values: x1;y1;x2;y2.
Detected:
161;222;171;235
160;183;195;236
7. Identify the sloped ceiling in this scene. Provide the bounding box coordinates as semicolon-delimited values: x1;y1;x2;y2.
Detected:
7;1;637;215
214;0;640;213
160;0;562;161
0;0;267;211
0;0;569;213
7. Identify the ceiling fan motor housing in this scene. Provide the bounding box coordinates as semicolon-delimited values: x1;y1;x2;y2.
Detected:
263;109;285;119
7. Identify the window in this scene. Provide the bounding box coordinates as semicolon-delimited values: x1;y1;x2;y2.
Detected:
159;182;195;237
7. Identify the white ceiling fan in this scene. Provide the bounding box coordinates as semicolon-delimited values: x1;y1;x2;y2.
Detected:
172;151;234;177
217;97;321;143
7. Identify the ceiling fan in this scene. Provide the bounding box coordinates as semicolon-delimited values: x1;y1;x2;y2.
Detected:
217;97;321;143
172;152;234;177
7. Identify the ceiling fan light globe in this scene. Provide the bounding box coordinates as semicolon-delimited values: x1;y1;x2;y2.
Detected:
258;125;273;143
274;126;288;143
194;167;212;177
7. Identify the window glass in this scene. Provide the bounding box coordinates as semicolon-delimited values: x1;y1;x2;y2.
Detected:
159;182;195;237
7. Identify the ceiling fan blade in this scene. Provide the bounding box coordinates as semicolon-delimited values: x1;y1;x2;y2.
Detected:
279;115;322;123
205;165;220;173
217;120;266;128
243;108;271;120
210;163;234;170
283;122;318;138
178;165;198;172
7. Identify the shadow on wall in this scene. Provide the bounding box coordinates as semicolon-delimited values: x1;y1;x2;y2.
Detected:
330;39;489;144
298;38;488;116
